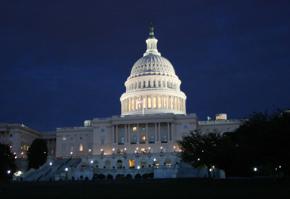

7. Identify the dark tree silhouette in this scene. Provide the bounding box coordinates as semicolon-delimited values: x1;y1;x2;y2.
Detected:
27;139;48;169
178;110;290;177
0;144;16;181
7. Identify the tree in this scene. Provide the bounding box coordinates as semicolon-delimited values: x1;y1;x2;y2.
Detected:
178;110;290;177
27;139;48;169
0;144;17;181
178;131;236;176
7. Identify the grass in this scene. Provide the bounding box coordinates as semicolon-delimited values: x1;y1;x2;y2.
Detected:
1;178;290;199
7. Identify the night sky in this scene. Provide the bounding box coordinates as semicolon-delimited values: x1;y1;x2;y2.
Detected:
0;1;290;131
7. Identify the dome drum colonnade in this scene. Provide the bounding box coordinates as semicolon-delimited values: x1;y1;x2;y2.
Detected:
120;25;186;116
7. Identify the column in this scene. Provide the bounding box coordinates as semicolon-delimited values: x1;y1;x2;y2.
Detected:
116;125;119;144
137;123;139;144
155;123;158;143
158;123;161;143
112;125;115;143
125;124;128;143
145;123;149;144
128;124;131;144
167;122;170;143
171;123;174;141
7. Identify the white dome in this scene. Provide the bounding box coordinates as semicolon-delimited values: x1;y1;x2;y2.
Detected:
120;26;187;116
129;54;176;79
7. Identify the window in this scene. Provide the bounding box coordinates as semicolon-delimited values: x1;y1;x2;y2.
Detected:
129;160;135;169
160;123;168;143
118;125;125;145
148;97;151;108
152;97;156;108
148;123;155;144
139;124;146;144
79;144;83;152
130;125;137;144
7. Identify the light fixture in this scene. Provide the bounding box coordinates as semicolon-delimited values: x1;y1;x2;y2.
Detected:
253;167;258;172
70;151;73;155
14;171;22;177
7;170;11;174
49;162;53;166
65;167;68;172
90;160;94;164
112;148;115;152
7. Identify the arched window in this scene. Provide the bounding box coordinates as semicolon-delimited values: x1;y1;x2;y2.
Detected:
158;96;161;108
148;97;152;108
153;96;157;108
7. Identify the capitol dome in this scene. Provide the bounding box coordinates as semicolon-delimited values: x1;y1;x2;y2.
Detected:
120;25;186;116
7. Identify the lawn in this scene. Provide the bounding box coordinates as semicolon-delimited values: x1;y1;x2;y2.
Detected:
1;178;290;199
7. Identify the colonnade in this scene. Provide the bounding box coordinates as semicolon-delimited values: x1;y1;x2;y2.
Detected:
121;95;185;114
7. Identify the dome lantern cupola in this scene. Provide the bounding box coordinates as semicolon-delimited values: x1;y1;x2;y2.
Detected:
144;24;161;56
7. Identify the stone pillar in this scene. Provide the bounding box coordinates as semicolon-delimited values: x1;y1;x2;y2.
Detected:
125;124;128;143
171;123;174;142
167;122;170;143
112;125;115;144
137;123;139;144
155;123;158;143
128;124;131;144
116;125;119;144
158;123;161;143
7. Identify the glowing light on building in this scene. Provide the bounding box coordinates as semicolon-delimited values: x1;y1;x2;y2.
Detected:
14;171;22;176
79;144;83;152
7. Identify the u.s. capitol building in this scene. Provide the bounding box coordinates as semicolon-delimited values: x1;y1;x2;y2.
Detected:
3;26;241;180
52;26;240;179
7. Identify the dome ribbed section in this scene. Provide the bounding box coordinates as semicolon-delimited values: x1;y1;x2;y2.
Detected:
129;54;176;79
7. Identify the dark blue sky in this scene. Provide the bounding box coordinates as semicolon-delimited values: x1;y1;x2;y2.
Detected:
0;0;290;131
